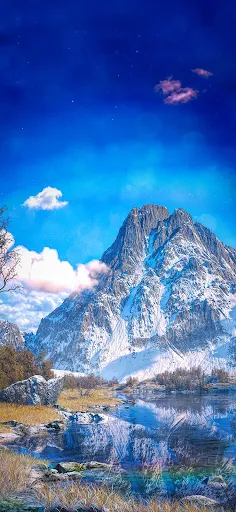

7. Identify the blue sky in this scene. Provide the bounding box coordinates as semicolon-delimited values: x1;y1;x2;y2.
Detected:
0;0;236;330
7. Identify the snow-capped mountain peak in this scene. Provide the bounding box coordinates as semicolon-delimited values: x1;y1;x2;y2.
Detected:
34;204;236;380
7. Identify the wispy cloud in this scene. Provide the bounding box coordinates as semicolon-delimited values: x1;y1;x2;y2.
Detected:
154;77;198;105
23;186;68;210
154;78;181;95
192;68;213;78
164;87;198;104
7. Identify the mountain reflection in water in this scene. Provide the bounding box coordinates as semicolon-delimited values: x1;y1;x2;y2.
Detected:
6;394;236;498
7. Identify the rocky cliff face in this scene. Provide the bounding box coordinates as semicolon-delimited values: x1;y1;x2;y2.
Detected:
34;205;236;380
0;319;24;350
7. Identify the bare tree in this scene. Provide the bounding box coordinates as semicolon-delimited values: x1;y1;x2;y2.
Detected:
0;206;21;293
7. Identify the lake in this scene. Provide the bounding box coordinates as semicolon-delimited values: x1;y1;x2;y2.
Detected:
6;393;236;500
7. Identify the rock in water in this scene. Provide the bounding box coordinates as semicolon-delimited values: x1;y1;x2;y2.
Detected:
0;375;63;405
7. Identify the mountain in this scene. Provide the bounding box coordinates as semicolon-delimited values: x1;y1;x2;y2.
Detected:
22;332;36;351
0;320;24;350
34;205;236;380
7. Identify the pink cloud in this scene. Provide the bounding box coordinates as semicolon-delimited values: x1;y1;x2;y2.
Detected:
154;78;181;95
155;77;198;105
192;68;213;78
164;87;198;104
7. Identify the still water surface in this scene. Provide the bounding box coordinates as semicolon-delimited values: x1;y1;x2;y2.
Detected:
8;393;236;498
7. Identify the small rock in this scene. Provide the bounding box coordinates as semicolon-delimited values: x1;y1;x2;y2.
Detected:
2;420;20;427
0;444;9;451
207;475;227;489
85;461;115;471
182;495;223;510
43;468;67;481
67;471;83;480
55;462;86;473
0;432;21;441
45;420;65;430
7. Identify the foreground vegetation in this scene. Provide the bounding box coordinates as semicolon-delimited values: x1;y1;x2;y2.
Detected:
0;452;232;512
35;481;222;512
0;450;38;498
0;403;59;425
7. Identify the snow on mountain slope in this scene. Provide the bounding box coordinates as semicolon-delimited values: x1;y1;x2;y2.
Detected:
34;204;236;380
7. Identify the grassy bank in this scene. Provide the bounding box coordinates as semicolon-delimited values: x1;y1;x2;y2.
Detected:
0;424;11;434
0;403;59;426
0;450;234;511
35;480;231;511
0;450;38;498
58;387;120;411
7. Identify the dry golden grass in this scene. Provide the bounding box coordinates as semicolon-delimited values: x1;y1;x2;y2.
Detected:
35;481;215;512
0;424;11;433
0;450;37;498
58;387;120;411
0;403;59;425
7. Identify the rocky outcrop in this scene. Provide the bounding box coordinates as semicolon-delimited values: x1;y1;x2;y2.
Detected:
34;204;236;380
0;375;63;406
0;320;24;350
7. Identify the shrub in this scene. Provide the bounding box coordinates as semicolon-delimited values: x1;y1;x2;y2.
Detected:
125;376;138;388
0;346;53;390
63;374;78;389
63;373;107;391
108;376;119;386
154;367;205;391
211;368;230;383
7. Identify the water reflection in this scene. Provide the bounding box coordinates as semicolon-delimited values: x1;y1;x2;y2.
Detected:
6;394;236;498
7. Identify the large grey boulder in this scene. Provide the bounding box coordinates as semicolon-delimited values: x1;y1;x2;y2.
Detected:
0;375;63;406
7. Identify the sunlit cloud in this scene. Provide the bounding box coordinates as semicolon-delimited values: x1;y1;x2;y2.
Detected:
155;77;198;105
23;186;68;210
0;238;109;331
192;68;213;78
15;246;109;293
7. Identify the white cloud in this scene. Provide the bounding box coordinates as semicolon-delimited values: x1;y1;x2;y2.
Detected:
0;288;67;332
15;246;108;293
23;186;68;210
0;236;109;331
